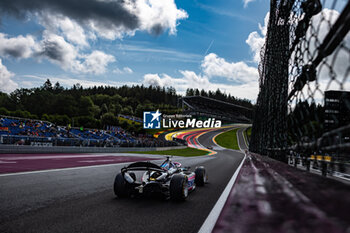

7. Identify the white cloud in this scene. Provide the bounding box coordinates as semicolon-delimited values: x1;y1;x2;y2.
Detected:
81;50;115;75
119;43;202;63
19;74;138;89
143;53;259;100
35;0;188;41
113;67;133;74
38;32;115;74
144;71;210;88
0;59;18;93
76;0;188;40
85;20;131;41
38;13;90;47
245;32;264;63
2;0;188;41
245;12;269;63
39;32;79;70
129;0;188;35
144;73;170;86
143;72;208;93
123;67;133;74
0;33;36;59
201;53;258;83
243;0;256;8
0;0;188;77
143;71;258;100
0;31;115;75
259;13;269;37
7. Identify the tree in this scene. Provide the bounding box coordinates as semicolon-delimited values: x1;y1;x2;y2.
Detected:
121;106;133;115
101;112;118;127
91;105;101;118
111;94;122;104
195;89;200;96
52;94;78;117
186;88;194;96
0;107;9;115
78;96;94;116
0;92;12;110
42;79;53;91
200;89;207;97
135;104;145;117
101;103;109;114
74;116;100;128
53;82;64;94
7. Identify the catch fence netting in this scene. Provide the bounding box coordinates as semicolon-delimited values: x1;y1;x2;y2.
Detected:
250;0;350;164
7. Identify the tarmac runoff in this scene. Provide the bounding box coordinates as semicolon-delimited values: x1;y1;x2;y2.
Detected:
0;153;164;175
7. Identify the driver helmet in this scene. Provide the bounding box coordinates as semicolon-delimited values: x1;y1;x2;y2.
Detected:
161;162;170;170
161;161;175;170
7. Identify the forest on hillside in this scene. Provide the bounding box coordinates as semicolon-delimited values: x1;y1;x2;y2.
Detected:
0;79;253;131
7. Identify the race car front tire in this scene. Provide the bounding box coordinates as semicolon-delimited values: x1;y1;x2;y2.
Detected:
195;166;207;186
114;173;130;198
170;174;188;201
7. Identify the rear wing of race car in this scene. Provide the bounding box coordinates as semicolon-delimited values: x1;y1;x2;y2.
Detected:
121;161;164;173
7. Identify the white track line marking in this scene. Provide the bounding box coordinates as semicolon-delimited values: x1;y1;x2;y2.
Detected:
198;152;246;233
198;128;247;233
0;160;17;164
0;155;212;177
0;161;142;177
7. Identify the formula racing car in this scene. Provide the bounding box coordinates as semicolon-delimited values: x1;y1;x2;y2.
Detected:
113;157;207;201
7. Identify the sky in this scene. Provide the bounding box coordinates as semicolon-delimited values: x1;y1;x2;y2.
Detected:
0;0;271;101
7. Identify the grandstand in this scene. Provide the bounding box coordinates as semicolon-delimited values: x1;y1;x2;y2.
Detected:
0;116;178;147
179;96;253;123
118;114;143;124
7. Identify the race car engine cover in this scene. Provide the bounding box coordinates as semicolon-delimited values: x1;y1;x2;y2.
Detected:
143;182;162;195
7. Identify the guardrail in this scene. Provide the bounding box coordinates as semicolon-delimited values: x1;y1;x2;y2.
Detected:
0;144;187;154
288;155;350;178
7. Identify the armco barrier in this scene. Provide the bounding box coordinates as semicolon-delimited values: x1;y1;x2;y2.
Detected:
0;145;187;154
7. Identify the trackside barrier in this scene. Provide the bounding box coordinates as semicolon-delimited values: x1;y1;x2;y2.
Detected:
0;145;187;154
288;154;350;178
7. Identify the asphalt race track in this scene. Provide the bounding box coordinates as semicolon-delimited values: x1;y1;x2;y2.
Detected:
0;154;161;174
0;127;246;233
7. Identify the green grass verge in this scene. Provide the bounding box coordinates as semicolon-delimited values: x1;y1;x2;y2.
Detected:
215;128;239;150
127;147;208;157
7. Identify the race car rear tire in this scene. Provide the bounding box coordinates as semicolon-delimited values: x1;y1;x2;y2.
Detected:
114;173;130;198
170;174;188;201
195;166;207;186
